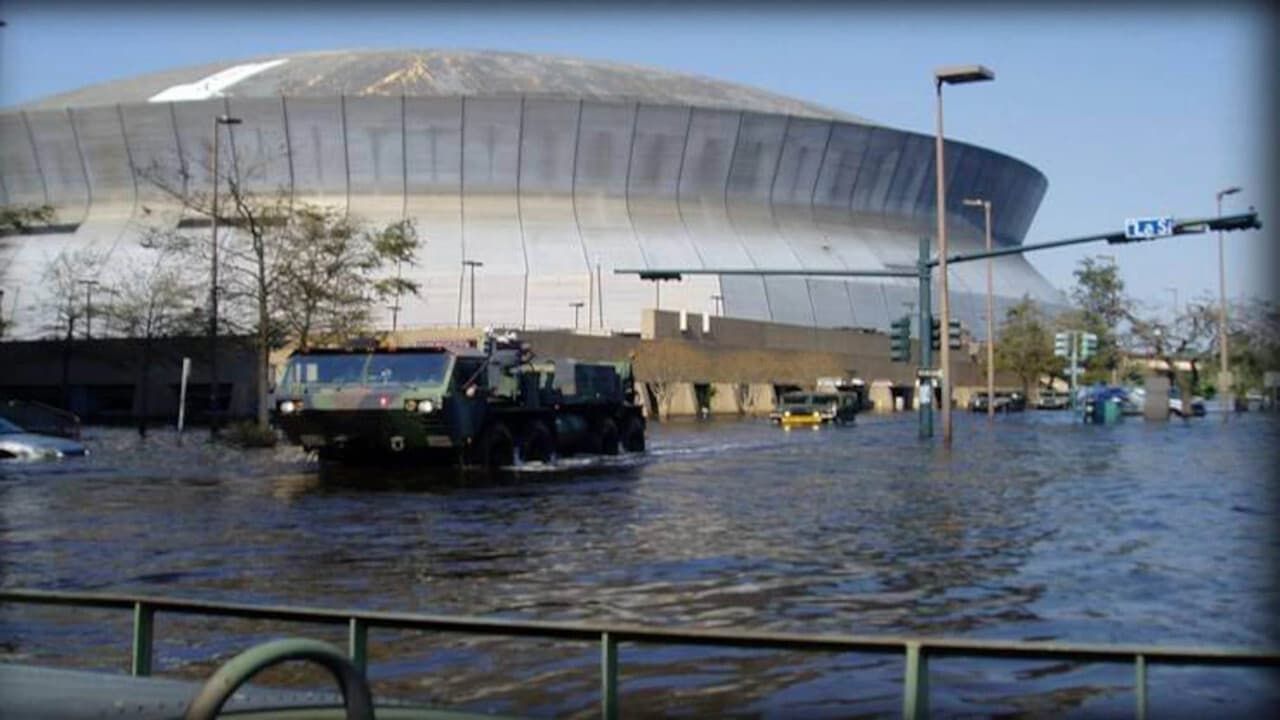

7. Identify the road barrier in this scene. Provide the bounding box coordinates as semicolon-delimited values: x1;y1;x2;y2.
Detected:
3;588;1277;719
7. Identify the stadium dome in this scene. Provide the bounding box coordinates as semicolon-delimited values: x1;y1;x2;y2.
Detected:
0;49;1058;338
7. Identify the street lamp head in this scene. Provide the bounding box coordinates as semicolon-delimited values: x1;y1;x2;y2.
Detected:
962;197;988;208
216;115;243;126
1216;186;1242;200
935;65;995;86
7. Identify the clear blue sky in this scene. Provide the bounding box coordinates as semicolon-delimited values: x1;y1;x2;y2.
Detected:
2;1;1274;315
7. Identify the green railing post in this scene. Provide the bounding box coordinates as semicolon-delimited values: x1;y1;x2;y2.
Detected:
601;632;618;720
131;601;154;677
902;641;929;720
348;617;368;675
1135;654;1147;720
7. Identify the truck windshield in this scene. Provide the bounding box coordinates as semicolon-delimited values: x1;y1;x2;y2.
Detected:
282;352;450;386
365;353;450;384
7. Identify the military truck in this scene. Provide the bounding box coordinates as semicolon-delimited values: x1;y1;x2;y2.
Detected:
271;332;645;467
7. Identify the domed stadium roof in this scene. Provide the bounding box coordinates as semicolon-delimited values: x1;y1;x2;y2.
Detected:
15;48;870;123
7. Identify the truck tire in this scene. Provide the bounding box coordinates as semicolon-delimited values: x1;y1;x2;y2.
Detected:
596;418;620;456
621;416;645;453
475;422;515;469
519;420;554;464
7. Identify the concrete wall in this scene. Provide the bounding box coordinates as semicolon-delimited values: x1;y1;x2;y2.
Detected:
0;336;259;423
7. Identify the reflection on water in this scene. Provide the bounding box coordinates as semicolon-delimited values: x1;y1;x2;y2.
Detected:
1;413;1278;716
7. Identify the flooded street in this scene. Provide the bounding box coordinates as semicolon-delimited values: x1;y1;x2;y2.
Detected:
2;411;1278;716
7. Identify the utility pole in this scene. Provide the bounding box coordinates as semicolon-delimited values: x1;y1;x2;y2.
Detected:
570;301;584;330
209;114;241;438
78;279;99;340
462;259;483;328
1216;186;1241;421
387;303;401;333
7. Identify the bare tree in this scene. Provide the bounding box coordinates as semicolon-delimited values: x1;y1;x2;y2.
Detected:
38;246;111;409
102;249;201;435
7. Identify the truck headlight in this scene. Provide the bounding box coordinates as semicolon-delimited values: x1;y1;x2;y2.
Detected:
278;399;300;414
405;399;435;413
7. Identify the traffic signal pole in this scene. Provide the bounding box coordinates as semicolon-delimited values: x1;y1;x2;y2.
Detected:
918;236;934;439
615;209;1262;445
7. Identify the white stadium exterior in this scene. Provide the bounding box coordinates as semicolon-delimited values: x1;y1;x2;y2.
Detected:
0;49;1062;339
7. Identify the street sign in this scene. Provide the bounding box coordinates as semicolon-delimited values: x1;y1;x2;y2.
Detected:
1124;216;1173;240
917;368;942;379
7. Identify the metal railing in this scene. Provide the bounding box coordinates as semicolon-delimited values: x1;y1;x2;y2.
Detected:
3;588;1277;719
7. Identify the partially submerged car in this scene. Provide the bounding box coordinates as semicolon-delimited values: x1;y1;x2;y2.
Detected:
968;391;1027;413
769;391;858;427
0;417;87;460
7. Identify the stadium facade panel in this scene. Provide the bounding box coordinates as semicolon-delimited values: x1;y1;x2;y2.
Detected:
0;51;1060;340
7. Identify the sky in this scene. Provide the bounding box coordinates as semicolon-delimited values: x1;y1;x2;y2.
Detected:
1;1;1275;317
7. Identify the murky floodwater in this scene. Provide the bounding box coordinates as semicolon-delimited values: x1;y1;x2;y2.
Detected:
2;411;1278;717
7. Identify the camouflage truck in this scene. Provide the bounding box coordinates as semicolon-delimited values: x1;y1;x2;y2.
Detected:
271;332;645;467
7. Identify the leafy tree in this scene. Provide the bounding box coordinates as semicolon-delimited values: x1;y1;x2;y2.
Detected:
1;204;56;335
0;203;55;234
1069;256;1130;383
994;295;1063;396
1223;298;1280;394
277;208;421;350
138;151;422;429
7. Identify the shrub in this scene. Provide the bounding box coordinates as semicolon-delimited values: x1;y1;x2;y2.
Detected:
221;421;279;448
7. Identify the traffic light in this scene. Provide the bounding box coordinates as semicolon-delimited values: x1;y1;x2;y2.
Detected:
1080;332;1098;361
889;315;912;363
1054;331;1070;358
948;319;962;350
930;319;942;351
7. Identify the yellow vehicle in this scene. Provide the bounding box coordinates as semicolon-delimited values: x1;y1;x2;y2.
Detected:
769;391;858;428
775;402;824;428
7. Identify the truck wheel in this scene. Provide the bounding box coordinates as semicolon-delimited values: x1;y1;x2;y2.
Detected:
519;421;554;464
596;418;620;456
476;422;515;469
621;416;645;453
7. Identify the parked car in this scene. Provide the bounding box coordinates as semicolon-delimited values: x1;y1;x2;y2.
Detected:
1168;388;1207;417
969;391;1027;413
0;417;88;460
1034;389;1070;410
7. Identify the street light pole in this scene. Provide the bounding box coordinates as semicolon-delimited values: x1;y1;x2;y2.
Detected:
387;303;401;333
462;260;483;328
1216;185;1241;421
209;114;241;438
964;197;995;418
78;279;100;340
711;294;724;317
570;301;584;330
934;64;994;447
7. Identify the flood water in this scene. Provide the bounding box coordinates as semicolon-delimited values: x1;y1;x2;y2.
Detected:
2;410;1278;717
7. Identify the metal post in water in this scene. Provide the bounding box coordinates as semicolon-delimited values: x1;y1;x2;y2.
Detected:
177;357;191;434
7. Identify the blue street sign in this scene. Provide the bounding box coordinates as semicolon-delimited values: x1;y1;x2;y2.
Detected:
1124;216;1173;240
